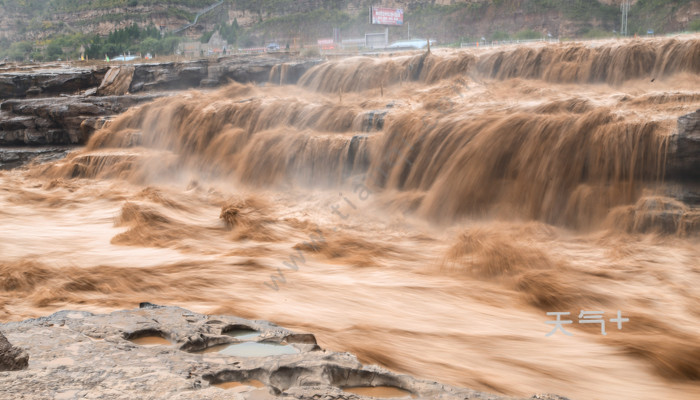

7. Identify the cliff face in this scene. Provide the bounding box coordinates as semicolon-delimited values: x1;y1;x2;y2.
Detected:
1;0;698;45
0;55;320;147
0;4;200;42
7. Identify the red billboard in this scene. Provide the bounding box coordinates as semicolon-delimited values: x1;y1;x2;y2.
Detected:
370;7;403;26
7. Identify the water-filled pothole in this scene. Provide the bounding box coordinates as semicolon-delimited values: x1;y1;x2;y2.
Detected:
224;329;260;340
214;379;265;390
202;342;298;357
342;386;414;398
129;336;172;346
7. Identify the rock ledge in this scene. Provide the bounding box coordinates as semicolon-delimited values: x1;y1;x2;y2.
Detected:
0;304;567;399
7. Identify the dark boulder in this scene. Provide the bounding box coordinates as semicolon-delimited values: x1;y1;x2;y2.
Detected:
0;331;28;371
129;60;209;93
667;109;700;181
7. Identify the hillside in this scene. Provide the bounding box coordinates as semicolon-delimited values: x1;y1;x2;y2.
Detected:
1;0;698;61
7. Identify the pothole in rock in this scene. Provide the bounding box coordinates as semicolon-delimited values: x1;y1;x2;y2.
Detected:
204;369;272;395
130;336;172;346
201;342;299;357
342;386;415;398
124;329;172;347
327;367;416;399
214;379;266;390
222;324;260;340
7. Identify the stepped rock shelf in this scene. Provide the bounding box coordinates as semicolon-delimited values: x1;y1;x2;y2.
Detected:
0;304;567;400
0;56;320;100
0;55;321;148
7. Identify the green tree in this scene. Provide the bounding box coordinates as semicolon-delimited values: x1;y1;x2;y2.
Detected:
200;31;214;43
690;19;700;32
5;41;33;61
491;31;510;41
139;37;159;53
46;41;63;59
156;37;180;54
514;29;541;40
218;18;239;44
102;42;121;57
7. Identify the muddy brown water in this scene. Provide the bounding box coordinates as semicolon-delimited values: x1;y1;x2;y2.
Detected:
214;379;266;389
129;336;172;346
199;342;298;357
1;37;699;400
342;386;414;398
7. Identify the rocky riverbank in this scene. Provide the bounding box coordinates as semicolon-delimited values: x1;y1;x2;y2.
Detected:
0;55;321;147
0;146;74;170
0;55;320;99
0;304;567;399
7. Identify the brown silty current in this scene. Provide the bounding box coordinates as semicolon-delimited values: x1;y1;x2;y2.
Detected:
1;37;700;399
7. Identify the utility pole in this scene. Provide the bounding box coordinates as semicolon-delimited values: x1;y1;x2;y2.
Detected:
620;0;630;36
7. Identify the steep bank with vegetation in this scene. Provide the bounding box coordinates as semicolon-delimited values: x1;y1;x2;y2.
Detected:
1;0;698;61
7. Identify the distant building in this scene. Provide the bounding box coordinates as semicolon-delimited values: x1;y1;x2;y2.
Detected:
178;31;229;58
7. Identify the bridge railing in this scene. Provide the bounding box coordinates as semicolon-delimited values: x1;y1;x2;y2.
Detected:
460;38;559;48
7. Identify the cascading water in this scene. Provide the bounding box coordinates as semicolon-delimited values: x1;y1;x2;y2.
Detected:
1;37;699;400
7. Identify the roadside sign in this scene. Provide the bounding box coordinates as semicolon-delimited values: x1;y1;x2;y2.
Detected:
370;7;403;26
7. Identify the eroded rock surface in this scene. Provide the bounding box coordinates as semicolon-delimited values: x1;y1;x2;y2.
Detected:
667;109;700;181
0;93;167;145
0;56;322;150
0;56;322;100
0;331;28;371
96;66;135;96
0;304;558;399
0;67;105;99
0;146;74;169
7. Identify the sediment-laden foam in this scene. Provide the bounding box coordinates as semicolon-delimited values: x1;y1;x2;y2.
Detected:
298;38;700;92
2;36;700;400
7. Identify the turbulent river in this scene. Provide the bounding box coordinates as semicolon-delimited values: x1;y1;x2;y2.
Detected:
1;37;699;399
